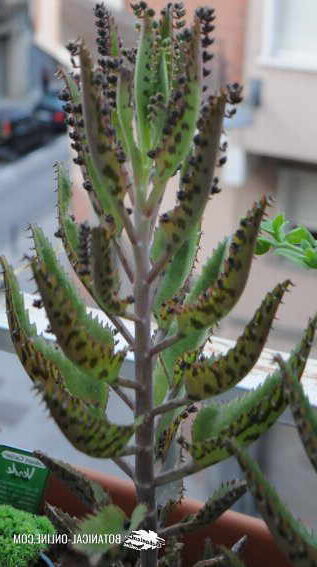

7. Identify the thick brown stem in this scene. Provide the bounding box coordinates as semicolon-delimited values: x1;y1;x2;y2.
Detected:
134;215;157;567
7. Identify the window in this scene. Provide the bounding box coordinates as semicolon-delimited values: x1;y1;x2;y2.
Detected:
277;166;317;236
262;0;317;69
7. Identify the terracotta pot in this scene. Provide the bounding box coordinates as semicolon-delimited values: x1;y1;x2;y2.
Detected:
44;467;291;567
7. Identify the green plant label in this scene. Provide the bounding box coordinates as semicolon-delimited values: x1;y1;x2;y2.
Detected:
0;445;49;513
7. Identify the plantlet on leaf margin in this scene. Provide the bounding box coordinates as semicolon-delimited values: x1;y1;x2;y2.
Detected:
1;2;316;566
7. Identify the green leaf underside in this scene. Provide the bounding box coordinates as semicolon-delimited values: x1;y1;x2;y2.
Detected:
153;222;201;319
56;163;93;292
151;93;226;272
75;503;147;554
80;44;131;227
279;352;317;474
228;440;317;566
183;280;291;400
187;237;229;304
34;379;136;458
174;479;247;534
56;163;80;271
0;256;108;408
90;224;132;316
153;238;232;406
33;451;109;510
116;66;142;181
56;162;125;316
134;13;155;154
187;316;317;467
170;197;268;333
30;226;126;384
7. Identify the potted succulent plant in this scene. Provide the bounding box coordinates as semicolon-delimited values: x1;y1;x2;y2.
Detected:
0;2;315;566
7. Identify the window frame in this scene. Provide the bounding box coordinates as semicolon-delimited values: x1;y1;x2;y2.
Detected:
259;0;317;72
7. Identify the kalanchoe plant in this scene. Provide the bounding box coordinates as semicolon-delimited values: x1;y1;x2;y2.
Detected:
1;2;317;566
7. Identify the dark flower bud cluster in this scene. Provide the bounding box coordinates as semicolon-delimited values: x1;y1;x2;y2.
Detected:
130;2;151;18
94;3;111;57
173;2;186;30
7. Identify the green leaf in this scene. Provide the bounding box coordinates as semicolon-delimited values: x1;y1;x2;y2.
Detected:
0;256;108;408
134;12;156;154
187;238;229;303
272;214;287;239
277;352;317;474
130;504;147;531
285;226;316;247
90;224;134;317
162;479;247;537
187;316;317;466
44;503;78;536
75;505;125;554
227;440;317;567
156;437;184;523
34;379;136;458
116;66;142;185
153;238;228;405
74;503;146;555
30;225;126;384
255;237;273;255
149;15;202;190
79;43;132;228
156;404;197;461
33;451;109;510
153;222;201;318
304;247;317;268
172;197;268;333
150;92;226;270
183;280;291;400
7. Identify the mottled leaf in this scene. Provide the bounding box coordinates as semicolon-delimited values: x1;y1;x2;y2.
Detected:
44;502;79;536
277;351;317;474
183;280;291;400
228;440;317;567
150;93;226;269
134;11;156;154
149;15;202;192
34;379;136;458
90;224;134;317
0;256;108;408
34;451;109;510
172;197;268;333
80;43;132;227
186;317;317;467
30;225;126;384
160;479;247;538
